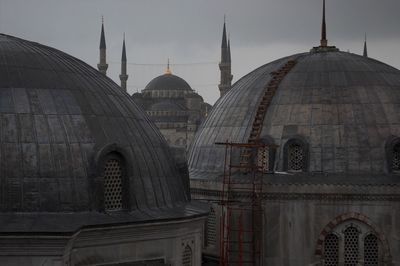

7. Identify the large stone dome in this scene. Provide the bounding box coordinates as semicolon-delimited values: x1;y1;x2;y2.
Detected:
0;34;203;232
189;51;400;180
144;73;192;91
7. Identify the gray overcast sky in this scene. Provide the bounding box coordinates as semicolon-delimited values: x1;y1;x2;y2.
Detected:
1;0;400;104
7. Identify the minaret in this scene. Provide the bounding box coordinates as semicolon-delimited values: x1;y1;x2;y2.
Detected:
97;17;108;75
218;17;232;97
320;0;328;47
119;34;128;91
363;33;368;57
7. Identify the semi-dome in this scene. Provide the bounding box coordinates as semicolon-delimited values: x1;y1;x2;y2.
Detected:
189;51;400;180
144;73;192;91
0;34;204;232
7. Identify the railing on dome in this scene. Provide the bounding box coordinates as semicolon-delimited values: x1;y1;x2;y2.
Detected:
216;141;277;266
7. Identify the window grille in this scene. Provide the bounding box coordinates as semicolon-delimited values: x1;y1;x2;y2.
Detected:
288;143;304;171
324;234;339;266
393;144;400;171
182;245;193;266
344;226;359;266
364;234;379;266
206;208;217;247
257;147;269;173
104;158;123;211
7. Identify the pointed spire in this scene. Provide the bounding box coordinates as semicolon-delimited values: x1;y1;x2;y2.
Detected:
165;58;172;75
320;0;328;47
218;16;232;97
119;33;128;92
100;16;106;49
363;33;368;57
97;16;108;75
121;33;126;61
221;15;228;49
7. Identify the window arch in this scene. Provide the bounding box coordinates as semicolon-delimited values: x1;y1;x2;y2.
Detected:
392;143;400;172
385;137;400;173
182;245;193;266
344;225;360;265
206;208;217;247
102;153;127;211
317;215;388;266
324;233;339;266
104;158;123;210
256;136;276;173
283;138;308;172
364;234;379;266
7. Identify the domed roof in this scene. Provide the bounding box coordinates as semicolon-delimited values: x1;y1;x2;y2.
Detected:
0;34;206;232
144;73;192;91
189;51;400;181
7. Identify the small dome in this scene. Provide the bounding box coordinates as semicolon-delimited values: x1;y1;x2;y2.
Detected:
0;34;203;232
189;51;400;179
144;73;192;91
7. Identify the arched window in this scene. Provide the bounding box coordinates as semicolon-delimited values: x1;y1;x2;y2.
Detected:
256;136;276;173
324;234;339;266
284;138;308;172
364;234;379;266
319;219;386;266
103;155;125;211
344;226;360;265
182;245;193;266
257;146;270;173
206;208;217;247
392;143;400;172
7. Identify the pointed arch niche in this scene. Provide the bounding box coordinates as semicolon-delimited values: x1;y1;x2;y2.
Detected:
315;213;391;265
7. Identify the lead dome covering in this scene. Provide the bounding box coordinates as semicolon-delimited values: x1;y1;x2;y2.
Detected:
189;51;400;179
0;34;206;232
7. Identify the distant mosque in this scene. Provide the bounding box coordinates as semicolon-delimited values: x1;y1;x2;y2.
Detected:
95;20;235;155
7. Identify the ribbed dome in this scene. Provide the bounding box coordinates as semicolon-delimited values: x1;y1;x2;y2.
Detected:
144;73;192;91
189;51;400;179
0;34;191;219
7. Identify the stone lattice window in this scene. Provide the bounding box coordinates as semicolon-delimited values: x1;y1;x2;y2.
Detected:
321;220;385;266
288;143;304;171
206;208;217;247
364;234;379;266
392;143;400;171
104;158;123;211
182;245;193;266
324;234;339;266
344;226;359;265
257;147;269;173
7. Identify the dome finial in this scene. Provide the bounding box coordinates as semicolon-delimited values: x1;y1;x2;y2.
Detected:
165;58;172;75
320;0;328;47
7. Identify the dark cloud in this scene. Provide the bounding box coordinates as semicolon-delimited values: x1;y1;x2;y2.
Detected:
1;0;399;104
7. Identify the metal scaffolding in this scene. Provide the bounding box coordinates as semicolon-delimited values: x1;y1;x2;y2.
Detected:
217;142;276;266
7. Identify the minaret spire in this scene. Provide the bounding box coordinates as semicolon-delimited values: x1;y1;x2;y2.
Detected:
119;33;128;92
218;17;232;97
97;16;108;75
363;33;368;57
320;0;328;47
